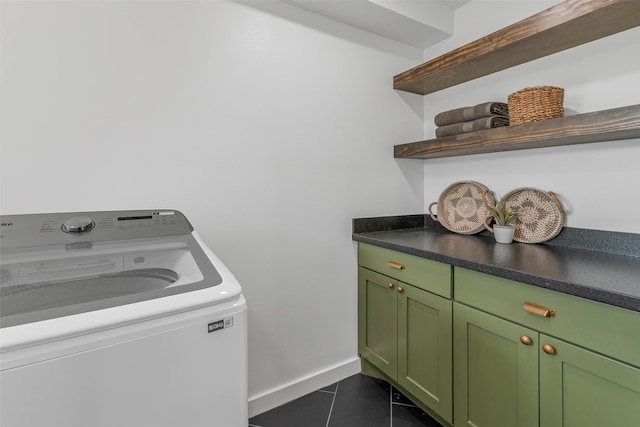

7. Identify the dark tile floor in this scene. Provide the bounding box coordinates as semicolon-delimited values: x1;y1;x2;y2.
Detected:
249;373;442;427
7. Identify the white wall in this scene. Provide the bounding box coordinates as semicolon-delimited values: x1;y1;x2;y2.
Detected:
0;1;424;416
421;1;640;233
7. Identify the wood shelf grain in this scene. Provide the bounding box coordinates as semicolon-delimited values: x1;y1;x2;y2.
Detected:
393;0;640;95
394;105;640;159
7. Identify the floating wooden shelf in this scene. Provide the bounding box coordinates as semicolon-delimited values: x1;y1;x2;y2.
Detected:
394;105;640;159
393;0;640;95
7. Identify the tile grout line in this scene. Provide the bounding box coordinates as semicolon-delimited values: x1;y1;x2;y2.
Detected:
389;383;393;427
392;401;420;408
325;382;340;427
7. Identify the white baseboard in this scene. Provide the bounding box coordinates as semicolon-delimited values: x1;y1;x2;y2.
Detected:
248;357;361;418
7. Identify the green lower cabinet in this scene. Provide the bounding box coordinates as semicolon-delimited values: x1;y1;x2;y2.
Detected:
398;282;453;423
454;303;539;427
455;302;640;427
359;252;640;427
358;266;453;424
539;335;640;427
358;267;398;379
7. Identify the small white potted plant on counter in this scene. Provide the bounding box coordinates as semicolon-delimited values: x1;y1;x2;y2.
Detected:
483;191;520;244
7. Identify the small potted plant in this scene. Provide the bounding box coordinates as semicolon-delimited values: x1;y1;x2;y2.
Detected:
482;191;520;244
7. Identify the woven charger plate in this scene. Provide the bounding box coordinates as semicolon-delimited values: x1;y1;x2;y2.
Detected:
503;187;565;243
429;181;495;234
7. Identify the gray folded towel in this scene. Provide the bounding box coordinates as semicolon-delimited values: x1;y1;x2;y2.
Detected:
435;102;508;126
435;116;509;138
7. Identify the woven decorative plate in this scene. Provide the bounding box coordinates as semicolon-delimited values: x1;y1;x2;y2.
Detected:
429;181;495;234
502;187;565;243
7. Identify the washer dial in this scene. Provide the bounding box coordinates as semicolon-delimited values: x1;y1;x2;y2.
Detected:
62;216;95;233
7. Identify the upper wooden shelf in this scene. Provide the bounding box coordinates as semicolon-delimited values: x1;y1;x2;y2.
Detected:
394;104;640;159
393;0;640;95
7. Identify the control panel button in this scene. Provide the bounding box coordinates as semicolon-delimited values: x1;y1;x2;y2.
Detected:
62;216;95;233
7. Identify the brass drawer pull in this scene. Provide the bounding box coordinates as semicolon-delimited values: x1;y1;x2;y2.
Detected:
542;344;557;355
523;301;556;318
397;286;404;293
387;261;405;270
387;282;395;289
520;335;533;346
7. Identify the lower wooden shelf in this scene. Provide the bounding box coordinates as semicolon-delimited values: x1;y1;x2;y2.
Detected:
394;104;640;159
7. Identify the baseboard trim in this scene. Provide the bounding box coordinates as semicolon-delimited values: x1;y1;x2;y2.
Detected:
248;357;361;418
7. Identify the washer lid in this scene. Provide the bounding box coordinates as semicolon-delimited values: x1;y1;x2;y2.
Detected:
0;210;223;328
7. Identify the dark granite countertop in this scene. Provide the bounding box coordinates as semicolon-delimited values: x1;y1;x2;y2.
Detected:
352;215;640;312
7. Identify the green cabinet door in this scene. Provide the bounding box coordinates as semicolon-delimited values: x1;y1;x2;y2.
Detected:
398;284;453;423
358;267;398;379
454;303;539;427
539;334;640;427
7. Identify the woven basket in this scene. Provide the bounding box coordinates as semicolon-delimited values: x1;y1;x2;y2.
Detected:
507;86;564;125
502;187;565;243
428;181;495;235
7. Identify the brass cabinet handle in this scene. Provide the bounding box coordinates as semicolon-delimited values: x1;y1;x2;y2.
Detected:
523;301;556;318
520;335;533;346
397;286;404;293
542;344;557;355
387;282;395;289
387;261;405;270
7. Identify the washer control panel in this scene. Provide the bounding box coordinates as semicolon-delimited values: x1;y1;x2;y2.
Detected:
1;210;194;249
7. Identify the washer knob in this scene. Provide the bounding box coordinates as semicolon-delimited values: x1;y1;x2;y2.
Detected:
62;216;95;233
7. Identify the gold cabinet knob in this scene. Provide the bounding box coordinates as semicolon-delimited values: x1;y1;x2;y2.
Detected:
387;282;395;289
397;286;404;293
520;335;533;346
542;344;557;355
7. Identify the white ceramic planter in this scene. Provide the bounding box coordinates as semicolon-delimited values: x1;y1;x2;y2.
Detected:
493;225;515;244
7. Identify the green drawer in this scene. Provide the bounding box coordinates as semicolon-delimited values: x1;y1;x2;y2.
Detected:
358;243;452;298
455;267;640;368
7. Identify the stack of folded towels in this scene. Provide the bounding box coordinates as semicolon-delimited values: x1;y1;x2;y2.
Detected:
434;102;509;138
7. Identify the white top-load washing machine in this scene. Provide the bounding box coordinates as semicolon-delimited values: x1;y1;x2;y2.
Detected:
0;210;247;427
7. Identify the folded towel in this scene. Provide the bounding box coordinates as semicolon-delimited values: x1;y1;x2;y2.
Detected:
435;102;508;126
435;116;509;138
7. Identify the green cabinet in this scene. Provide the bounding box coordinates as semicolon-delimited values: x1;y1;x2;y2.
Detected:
398;278;452;420
358;244;453;425
453;303;538;427
358;267;398;377
454;268;640;427
539;335;640;427
357;244;640;427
